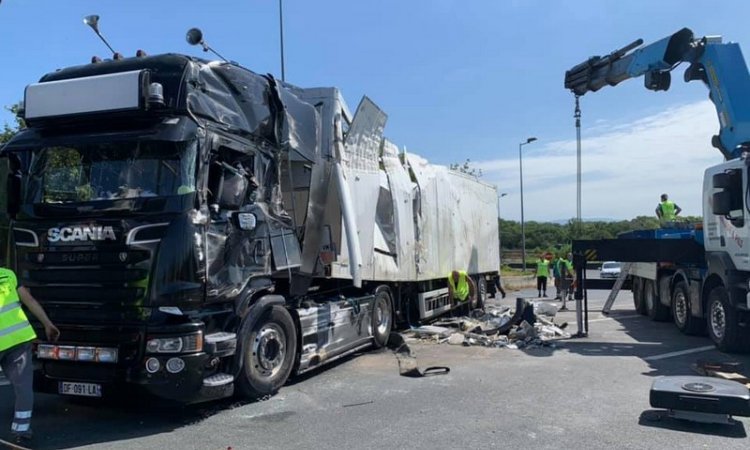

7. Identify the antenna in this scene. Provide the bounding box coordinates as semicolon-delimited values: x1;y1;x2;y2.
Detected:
186;28;228;62
83;15;120;58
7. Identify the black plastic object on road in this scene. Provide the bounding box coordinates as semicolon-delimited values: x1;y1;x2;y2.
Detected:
650;376;750;424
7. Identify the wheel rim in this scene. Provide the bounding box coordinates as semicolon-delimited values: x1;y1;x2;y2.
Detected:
374;295;391;335
253;324;286;378
674;291;688;326
710;299;726;340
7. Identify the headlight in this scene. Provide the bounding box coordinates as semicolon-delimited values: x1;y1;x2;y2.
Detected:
146;333;203;354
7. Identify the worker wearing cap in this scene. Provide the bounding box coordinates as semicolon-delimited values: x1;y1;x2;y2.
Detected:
447;270;476;305
655;193;682;226
0;268;59;445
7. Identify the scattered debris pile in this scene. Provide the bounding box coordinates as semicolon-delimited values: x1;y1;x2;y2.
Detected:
406;298;571;350
692;360;750;389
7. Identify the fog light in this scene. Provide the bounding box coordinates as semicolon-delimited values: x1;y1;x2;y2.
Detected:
166;357;185;374
96;348;118;363
145;357;161;374
38;344;57;359
58;346;76;360
76;347;96;362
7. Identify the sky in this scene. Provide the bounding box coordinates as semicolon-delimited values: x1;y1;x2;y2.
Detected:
1;0;749;221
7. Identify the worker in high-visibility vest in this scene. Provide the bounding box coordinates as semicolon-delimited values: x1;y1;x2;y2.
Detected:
447;270;476;304
655;193;682;226
534;253;552;298
0;268;59;445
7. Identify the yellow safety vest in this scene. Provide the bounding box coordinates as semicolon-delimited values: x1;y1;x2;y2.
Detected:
0;269;36;352
660;200;677;221
447;271;470;301
536;259;550;277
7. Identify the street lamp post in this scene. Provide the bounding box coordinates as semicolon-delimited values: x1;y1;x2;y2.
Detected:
278;0;285;81
519;137;537;272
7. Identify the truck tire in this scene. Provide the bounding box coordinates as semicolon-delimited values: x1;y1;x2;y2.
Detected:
237;305;298;399
671;281;705;335
632;277;647;315
706;286;748;353
644;279;670;321
473;276;487;310
371;288;393;348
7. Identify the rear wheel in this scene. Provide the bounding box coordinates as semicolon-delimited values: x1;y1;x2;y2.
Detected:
371;288;393;348
645;279;670;321
473;276;487;310
237;306;298;399
706;286;748;353
632;277;647;315
671;281;705;335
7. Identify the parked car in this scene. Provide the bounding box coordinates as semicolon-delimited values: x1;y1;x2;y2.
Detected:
600;261;622;279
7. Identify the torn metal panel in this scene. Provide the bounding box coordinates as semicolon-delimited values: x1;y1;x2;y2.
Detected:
332;97;388;281
342;96;386;173
374;139;417;281
405;153;500;280
296;295;374;373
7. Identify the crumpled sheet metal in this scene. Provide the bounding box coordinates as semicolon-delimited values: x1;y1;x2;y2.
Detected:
405;153;500;280
327;95;499;283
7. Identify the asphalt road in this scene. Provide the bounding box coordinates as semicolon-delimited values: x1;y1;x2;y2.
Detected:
2;284;750;449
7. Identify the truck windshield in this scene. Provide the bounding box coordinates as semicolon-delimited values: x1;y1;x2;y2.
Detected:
25;140;197;204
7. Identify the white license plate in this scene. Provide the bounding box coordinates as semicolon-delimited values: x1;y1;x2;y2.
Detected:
59;381;102;397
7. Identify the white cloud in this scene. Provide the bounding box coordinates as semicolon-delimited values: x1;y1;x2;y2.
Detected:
479;100;722;221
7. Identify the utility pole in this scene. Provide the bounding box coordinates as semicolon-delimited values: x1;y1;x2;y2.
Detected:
519;137;537;272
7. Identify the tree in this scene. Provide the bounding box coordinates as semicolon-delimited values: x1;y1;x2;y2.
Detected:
449;158;482;177
0;103;25;147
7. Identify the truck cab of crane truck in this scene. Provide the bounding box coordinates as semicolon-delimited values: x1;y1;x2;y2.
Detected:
0;54;346;403
701;156;750;351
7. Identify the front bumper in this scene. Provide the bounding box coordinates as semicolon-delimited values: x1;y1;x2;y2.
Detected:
33;351;231;402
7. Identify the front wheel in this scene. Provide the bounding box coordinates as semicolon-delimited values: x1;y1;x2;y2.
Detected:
237;305;298;399
706;286;747;353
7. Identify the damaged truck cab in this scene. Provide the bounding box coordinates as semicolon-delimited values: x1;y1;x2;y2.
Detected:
0;52;500;402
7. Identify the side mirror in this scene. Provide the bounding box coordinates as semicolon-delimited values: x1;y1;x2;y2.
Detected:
712;191;732;216
712;172;732;189
186;28;204;46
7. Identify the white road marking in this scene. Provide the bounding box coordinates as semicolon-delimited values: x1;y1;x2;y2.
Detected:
643;345;716;361
588;314;642;323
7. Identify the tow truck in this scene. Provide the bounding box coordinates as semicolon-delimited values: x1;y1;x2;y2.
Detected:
565;28;750;352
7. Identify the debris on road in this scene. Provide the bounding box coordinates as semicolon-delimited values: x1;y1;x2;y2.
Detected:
692;360;750;389
405;298;570;350
387;333;451;378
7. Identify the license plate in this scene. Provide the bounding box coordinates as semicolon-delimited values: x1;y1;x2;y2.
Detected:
59;381;102;397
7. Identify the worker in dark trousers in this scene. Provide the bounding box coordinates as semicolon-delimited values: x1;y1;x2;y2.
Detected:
534;253;551;297
0;268;59;445
492;272;506;299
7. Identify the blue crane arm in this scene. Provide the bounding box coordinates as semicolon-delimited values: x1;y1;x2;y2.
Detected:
564;28;750;160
